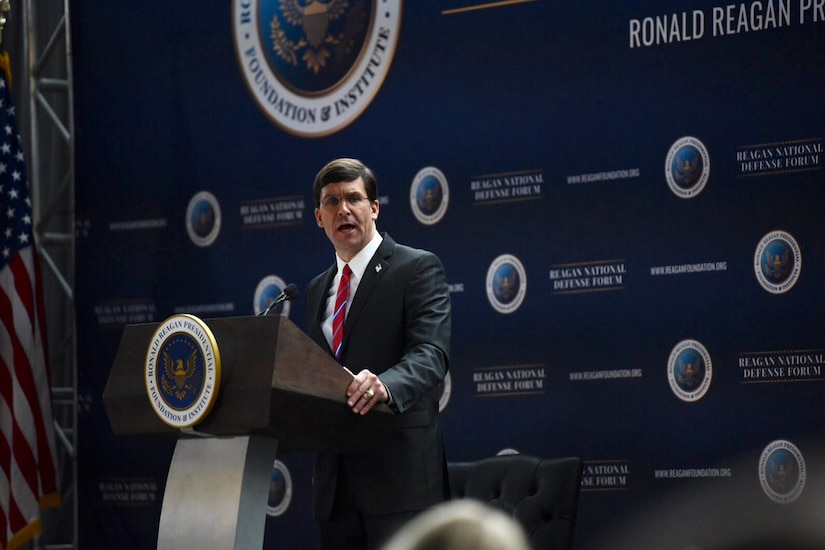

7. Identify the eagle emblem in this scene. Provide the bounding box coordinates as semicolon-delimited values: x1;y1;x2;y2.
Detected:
673;150;701;186
271;0;367;74
676;356;703;389
766;455;795;493
162;349;199;401
494;271;517;302
763;247;791;280
416;184;442;214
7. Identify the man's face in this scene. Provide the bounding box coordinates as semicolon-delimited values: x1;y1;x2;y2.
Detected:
315;177;379;262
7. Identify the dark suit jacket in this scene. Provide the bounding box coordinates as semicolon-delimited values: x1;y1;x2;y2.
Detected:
304;233;451;519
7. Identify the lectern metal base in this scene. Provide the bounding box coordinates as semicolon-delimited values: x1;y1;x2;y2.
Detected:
157;435;278;550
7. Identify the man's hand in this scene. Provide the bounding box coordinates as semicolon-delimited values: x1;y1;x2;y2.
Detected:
344;367;388;415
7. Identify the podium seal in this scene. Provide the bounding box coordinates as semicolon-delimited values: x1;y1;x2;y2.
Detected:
145;314;222;428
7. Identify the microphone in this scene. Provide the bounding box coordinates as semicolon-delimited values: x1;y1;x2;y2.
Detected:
259;283;299;316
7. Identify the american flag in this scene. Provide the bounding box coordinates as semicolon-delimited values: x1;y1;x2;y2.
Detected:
0;55;60;549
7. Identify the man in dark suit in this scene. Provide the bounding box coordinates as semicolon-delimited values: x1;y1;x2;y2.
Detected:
304;158;451;550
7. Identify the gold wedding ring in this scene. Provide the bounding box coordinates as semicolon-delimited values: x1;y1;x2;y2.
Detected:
364;388;375;401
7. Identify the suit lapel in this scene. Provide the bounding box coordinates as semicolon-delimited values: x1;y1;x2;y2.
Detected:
308;265;337;354
344;234;394;339
316;268;337;322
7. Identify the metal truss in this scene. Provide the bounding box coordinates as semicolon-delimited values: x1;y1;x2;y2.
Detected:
13;0;76;548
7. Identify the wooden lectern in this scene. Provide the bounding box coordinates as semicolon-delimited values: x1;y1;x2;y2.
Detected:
103;315;394;550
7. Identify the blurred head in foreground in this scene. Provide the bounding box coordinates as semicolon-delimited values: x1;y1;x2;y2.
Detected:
381;499;530;550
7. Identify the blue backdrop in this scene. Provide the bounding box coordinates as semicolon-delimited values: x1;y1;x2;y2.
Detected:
73;1;825;548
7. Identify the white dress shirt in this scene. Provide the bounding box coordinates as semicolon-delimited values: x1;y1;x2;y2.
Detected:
321;232;383;350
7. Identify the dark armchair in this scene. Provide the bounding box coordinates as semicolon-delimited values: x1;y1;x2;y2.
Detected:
447;454;583;550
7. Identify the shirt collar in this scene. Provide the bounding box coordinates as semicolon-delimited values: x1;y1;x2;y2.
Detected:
336;232;383;280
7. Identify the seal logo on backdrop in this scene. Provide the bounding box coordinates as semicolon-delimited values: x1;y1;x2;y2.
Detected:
486;254;527;314
254;275;292;317
186;191;222;248
665;136;710;199
145;314;221;428
759;439;806;504
232;0;403;137
266;459;293;517
410;166;449;225
754;230;801;294
667;339;712;402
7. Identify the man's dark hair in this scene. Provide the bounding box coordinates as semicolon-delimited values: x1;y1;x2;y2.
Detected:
313;158;378;207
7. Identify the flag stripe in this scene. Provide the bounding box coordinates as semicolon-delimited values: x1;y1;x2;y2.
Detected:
1;350;13;541
0;55;60;549
3;263;41;487
8;252;53;494
29;250;57;499
1;283;39;537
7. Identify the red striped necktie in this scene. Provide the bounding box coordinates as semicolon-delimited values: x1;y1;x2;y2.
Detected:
332;264;352;360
